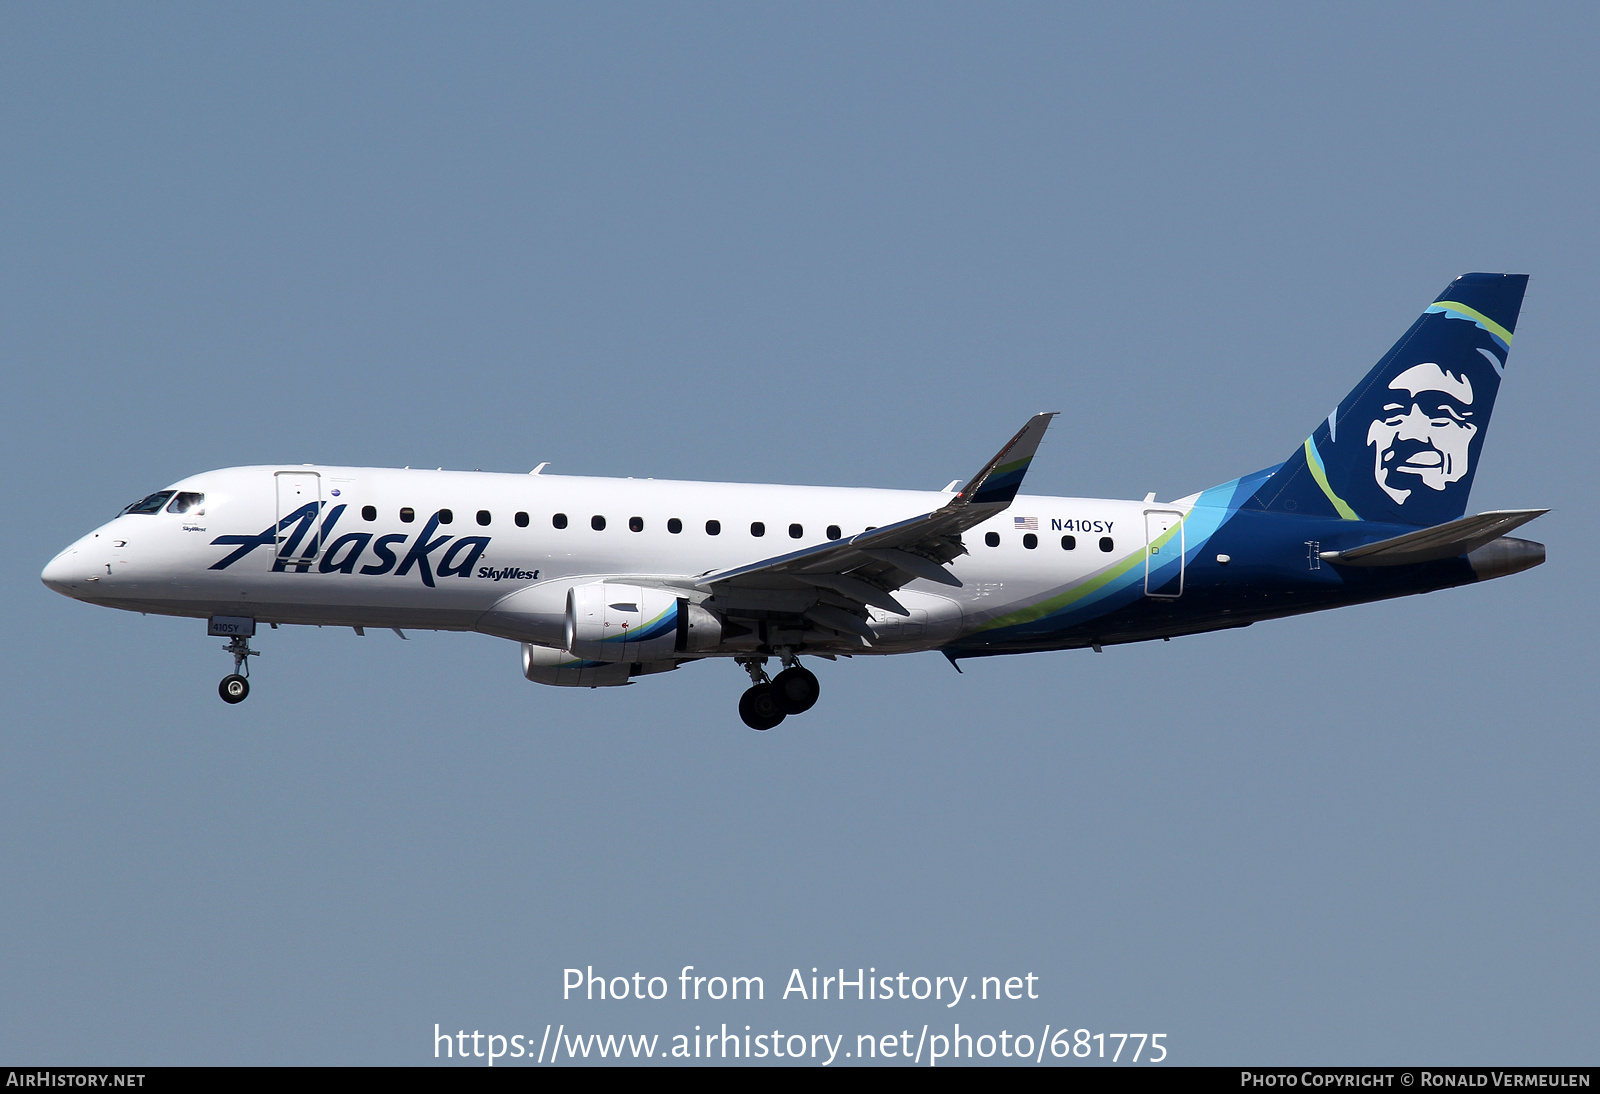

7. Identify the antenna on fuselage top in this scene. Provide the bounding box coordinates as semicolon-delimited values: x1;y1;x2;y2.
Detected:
530;462;549;475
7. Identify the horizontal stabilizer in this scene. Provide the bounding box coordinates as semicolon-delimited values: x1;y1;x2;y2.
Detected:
1320;509;1548;567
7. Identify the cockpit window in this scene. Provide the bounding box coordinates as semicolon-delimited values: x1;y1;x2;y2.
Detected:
166;492;205;514
122;491;175;515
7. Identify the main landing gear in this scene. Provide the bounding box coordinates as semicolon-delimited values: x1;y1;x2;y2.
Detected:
736;653;820;731
218;635;258;704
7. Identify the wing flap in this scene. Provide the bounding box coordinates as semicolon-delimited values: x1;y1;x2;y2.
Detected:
860;547;964;587
793;573;909;615
804;603;876;639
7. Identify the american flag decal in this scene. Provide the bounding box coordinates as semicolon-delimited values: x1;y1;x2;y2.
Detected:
1014;516;1038;531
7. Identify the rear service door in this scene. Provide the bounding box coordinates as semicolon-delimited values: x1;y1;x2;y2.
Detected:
274;471;322;569
1143;509;1184;598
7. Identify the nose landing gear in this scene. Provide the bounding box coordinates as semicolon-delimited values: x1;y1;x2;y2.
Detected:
736;653;821;730
218;634;258;704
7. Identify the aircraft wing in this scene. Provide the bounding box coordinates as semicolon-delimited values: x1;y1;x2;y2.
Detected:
693;413;1056;638
1320;509;1549;567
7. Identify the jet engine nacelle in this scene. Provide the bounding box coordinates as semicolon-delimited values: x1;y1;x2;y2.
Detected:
520;643;678;688
564;582;721;662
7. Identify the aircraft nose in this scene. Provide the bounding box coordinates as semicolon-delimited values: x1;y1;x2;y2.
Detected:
41;546;86;595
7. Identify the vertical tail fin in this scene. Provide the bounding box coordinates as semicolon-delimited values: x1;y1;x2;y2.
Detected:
1246;273;1528;526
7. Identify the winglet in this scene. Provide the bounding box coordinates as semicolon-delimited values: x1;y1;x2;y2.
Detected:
953;412;1057;509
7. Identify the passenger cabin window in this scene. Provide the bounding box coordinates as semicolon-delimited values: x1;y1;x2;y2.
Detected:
1023;533;1038;550
706;520;721;535
827;524;841;540
122;491;175;515
667;518;683;534
751;522;765;537
629;516;644;532
400;507;415;523
477;510;491;526
438;509;453;524
1099;536;1114;552
788;523;803;539
591;515;606;531
166;492;205;515
984;531;1000;548
552;513;567;529
362;506;377;522
1061;534;1076;550
515;512;529;527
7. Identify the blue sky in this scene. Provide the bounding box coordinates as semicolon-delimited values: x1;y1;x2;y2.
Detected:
2;3;1595;1064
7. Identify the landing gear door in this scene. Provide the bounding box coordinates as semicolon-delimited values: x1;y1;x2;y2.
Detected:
274;471;322;569
1144;509;1184;598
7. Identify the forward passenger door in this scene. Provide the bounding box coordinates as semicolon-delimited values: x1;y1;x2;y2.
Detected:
274;471;322;570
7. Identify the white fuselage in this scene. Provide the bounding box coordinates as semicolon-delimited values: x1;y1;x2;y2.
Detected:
42;464;1162;654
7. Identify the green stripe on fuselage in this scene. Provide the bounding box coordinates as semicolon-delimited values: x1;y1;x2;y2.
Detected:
972;514;1184;633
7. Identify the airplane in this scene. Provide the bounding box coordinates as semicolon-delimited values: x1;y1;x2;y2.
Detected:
42;273;1546;730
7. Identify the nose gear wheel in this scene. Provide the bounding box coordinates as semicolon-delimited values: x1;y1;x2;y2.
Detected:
218;634;259;704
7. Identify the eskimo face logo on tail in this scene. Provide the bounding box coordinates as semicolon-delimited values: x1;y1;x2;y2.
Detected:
1365;362;1477;505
